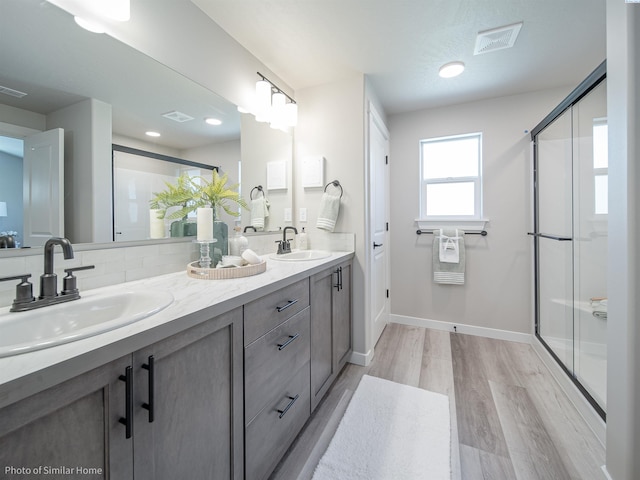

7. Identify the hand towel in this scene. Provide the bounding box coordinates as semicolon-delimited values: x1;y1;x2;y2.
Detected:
433;228;465;285
316;193;341;232
439;228;460;263
250;197;269;231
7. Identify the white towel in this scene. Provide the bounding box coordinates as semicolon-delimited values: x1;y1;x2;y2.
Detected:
250;197;269;231
316;193;341;232
439;229;461;263
433;228;465;285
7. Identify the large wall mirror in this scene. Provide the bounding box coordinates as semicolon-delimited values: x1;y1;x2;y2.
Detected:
0;0;292;252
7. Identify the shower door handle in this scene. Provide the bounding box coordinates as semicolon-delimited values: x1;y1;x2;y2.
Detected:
527;232;572;241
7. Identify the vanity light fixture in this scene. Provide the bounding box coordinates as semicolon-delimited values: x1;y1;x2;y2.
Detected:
145;131;161;137
205;117;222;126
438;61;465;78
252;72;298;128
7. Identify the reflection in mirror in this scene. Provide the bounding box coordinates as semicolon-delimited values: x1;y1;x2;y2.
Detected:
0;0;293;255
112;145;216;242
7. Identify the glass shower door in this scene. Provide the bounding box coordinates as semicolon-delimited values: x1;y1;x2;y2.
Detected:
572;80;608;410
535;108;574;372
533;68;607;418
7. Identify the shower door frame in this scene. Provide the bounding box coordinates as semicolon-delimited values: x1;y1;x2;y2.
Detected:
530;60;607;421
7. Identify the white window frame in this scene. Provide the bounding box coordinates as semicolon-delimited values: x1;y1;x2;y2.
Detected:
418;132;484;225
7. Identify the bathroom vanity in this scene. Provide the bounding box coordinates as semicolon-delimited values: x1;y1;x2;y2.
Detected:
0;252;353;480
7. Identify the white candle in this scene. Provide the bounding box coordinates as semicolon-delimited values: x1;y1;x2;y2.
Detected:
149;209;165;239
197;207;214;241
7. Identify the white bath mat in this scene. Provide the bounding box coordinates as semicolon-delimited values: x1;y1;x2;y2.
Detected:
312;375;451;480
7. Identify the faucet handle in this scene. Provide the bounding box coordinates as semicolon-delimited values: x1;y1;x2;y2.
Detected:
0;274;35;310
62;265;95;296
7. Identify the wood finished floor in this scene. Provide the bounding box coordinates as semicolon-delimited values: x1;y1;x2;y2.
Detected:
270;323;606;480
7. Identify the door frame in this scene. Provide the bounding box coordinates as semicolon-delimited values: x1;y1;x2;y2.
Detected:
364;101;390;361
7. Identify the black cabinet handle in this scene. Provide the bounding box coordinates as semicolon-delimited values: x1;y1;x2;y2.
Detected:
334;266;343;291
373;242;383;248
277;394;299;419
276;299;298;312
141;356;155;423
277;333;300;351
119;366;133;439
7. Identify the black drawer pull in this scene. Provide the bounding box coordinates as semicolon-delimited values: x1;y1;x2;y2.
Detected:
141;355;155;423
277;333;300;350
118;366;133;439
276;299;298;313
277;394;300;419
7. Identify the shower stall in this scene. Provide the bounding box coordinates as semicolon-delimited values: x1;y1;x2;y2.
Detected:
530;61;607;419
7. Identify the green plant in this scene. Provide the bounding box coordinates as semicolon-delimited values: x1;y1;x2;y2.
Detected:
191;170;248;218
149;173;195;219
149;170;247;220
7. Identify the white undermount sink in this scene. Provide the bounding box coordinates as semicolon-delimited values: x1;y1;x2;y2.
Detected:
0;289;174;357
269;250;331;261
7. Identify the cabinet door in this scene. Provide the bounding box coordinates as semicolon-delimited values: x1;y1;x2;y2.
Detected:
0;356;133;479
310;266;335;411
333;261;352;370
133;308;243;480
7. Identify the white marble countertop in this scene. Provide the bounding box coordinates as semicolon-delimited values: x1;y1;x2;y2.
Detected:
0;251;353;408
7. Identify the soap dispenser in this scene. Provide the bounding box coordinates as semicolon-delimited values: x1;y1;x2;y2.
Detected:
229;227;249;256
297;227;308;250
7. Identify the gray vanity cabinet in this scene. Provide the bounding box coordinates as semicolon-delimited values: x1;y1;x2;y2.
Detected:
243;279;312;480
310;260;352;411
0;355;134;479
132;307;244;480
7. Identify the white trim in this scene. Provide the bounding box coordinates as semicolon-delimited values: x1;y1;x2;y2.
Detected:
390;314;531;344
531;336;606;446
349;349;373;367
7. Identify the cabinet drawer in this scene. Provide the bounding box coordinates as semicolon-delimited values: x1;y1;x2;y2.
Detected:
245;363;310;480
244;278;309;345
245;307;310;423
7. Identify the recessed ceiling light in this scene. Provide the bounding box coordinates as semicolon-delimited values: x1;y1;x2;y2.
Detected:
439;61;465;78
145;131;161;137
205;117;222;126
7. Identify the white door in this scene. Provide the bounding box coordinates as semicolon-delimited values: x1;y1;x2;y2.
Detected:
369;104;390;348
23;128;64;247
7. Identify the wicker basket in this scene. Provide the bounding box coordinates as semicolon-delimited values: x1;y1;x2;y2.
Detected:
187;259;267;280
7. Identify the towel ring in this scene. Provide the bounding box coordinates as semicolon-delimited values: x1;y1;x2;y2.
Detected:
324;180;343;199
250;186;264;200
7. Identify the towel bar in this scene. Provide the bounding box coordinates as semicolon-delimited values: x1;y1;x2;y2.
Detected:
250;185;264;200
416;229;487;236
324;180;343;198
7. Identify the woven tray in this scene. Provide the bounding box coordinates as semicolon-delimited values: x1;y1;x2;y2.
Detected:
187;259;267;280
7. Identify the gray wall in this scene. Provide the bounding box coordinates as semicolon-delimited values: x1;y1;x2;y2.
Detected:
388;87;570;334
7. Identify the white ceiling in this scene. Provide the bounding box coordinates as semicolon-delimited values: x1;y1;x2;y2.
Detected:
192;0;606;115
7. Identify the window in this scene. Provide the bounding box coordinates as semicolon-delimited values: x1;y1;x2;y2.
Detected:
420;132;482;219
593;120;608;215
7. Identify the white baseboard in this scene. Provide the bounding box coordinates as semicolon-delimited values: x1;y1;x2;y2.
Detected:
390;314;532;344
349;349;373;367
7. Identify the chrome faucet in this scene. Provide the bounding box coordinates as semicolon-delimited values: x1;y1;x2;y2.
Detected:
0;236;94;312
276;226;298;254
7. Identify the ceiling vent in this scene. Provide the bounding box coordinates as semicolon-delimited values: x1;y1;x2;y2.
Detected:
0;85;28;98
162;110;194;123
473;22;523;55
